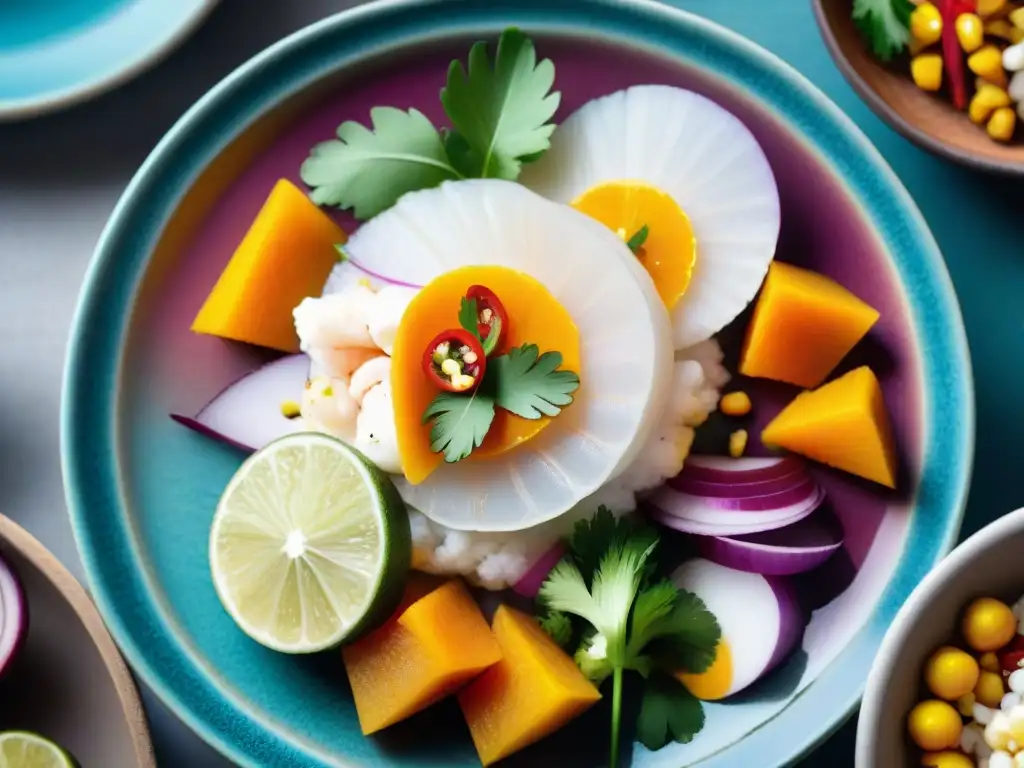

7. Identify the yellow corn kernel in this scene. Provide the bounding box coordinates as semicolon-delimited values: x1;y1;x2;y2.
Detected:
988;106;1017;140
280;400;301;419
957;13;986;52
979;0;1008;17
1011;6;1024;29
720;391;752;417
970;83;1011;123
957;692;977;716
729;429;748;458
968;44;1009;85
912;53;945;91
912;3;945;46
980;652;1001;673
985;18;1017;40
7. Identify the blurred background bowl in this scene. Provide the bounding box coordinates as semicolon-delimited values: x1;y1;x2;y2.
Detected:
814;0;1024;175
857;506;1024;766
0;513;154;767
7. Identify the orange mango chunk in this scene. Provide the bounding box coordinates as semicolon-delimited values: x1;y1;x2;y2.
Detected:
342;580;501;735
572;181;695;310
191;179;344;352
458;606;601;766
391;265;580;484
739;262;880;389
761;366;897;488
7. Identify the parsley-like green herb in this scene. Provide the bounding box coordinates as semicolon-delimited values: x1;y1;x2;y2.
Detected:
422;390;495;463
459;297;482;342
300;107;460;219
491;344;580;419
626;224;649;254
440;27;560;180
852;0;914;62
539;611;573;649
537;508;720;768
636;671;705;750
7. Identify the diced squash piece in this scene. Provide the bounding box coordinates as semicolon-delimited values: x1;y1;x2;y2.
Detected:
761;366;897;488
391;265;580;484
571;181;696;310
342;580;501;735
191;179;345;352
739;262;880;388
458;606;602;766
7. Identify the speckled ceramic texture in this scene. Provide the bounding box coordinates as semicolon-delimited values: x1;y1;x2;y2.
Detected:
0;515;154;767
856;507;1024;767
61;1;974;766
0;0;218;120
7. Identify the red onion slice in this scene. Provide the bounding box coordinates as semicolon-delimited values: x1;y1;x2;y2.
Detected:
696;510;844;575
644;486;826;536
338;246;423;289
512;542;566;599
679;456;805;484
0;553;27;678
669;465;807;497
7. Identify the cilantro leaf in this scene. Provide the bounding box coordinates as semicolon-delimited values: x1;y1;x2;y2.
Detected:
491;344;580;419
636;672;705;751
300;107;460;219
568;507;659;584
641;589;721;675
440;27;560;180
459;297;481;341
422;390;495;463
626;225;649;254
539;610;573;648
852;0;913;62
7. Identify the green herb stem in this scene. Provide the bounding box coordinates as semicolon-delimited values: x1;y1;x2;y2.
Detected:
610;665;624;768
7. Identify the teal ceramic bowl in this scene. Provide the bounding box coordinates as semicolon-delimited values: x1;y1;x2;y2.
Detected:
0;0;218;120
61;0;974;765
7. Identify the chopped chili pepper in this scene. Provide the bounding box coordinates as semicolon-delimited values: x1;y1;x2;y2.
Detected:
1000;649;1024;677
422;328;487;393
466;285;509;357
937;0;978;110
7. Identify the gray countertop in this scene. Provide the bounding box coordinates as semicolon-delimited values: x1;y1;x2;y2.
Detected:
0;1;855;765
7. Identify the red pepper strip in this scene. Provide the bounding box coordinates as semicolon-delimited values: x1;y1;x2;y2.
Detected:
466;285;509;357
937;0;976;110
422;328;487;393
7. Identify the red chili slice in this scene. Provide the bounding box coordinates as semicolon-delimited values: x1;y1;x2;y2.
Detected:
1001;649;1024;677
422;328;487;393
466;285;508;357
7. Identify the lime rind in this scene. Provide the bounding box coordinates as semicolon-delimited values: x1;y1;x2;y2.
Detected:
0;731;76;768
209;433;411;653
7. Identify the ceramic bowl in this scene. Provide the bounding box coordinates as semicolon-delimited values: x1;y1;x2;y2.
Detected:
61;0;973;766
0;514;154;767
857;507;1024;766
814;0;1024;175
0;0;219;120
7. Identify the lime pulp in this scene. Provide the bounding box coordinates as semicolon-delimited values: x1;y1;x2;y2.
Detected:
0;732;75;768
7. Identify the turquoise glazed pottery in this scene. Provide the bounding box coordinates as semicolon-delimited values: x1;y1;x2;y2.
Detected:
0;0;218;119
61;0;974;765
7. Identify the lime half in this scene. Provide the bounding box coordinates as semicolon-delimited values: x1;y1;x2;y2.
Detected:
0;732;75;768
210;433;411;653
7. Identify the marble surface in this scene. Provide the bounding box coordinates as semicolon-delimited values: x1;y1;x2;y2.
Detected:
0;0;1017;765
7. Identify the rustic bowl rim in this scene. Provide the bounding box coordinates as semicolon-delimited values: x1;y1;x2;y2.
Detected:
812;0;1024;176
0;513;155;768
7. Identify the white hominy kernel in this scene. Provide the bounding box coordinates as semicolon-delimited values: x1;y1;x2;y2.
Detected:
988;713;1014;751
1011;738;1019;752
978;703;997;725
1010;670;1024;695
1013;752;1024;767
967;722;988;752
1005;694;1024;713
1010;71;1024;103
992;751;1015;768
1005;42;1024;72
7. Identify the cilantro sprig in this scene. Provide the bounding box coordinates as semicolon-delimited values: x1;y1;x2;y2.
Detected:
537;508;720;767
300;28;559;218
421;342;579;463
852;0;914;62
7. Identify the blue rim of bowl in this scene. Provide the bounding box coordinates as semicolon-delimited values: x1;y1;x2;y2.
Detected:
855;507;1024;767
60;0;974;765
0;0;220;121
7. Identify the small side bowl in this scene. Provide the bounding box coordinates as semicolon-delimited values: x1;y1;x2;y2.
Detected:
857;507;1024;766
0;514;155;767
814;0;1024;175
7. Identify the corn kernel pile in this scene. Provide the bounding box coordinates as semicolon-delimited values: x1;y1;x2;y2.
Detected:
909;0;1024;142
907;595;1024;767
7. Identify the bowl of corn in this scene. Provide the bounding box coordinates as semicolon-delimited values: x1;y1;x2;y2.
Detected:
857;507;1024;767
814;0;1024;175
